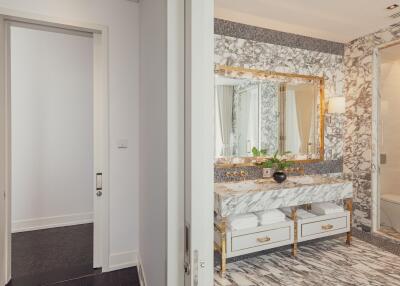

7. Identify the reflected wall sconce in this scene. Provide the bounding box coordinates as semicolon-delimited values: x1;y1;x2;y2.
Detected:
328;97;345;114
327;97;345;123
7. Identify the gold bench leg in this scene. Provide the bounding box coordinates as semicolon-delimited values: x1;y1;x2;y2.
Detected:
345;198;353;245
291;207;298;256
216;220;227;276
220;229;226;276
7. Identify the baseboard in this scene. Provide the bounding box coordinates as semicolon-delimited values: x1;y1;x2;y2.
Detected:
137;254;147;286
12;212;93;233
108;251;138;272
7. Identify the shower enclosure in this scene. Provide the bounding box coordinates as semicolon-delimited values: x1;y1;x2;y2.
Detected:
378;43;400;240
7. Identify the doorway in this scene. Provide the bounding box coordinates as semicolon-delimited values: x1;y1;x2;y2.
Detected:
377;43;400;240
0;15;109;286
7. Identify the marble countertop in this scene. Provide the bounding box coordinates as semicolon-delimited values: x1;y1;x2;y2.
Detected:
215;175;353;217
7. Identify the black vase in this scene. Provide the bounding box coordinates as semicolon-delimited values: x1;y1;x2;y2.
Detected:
273;171;287;183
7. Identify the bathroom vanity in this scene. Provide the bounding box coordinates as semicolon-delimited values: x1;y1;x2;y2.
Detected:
214;175;353;275
213;65;352;275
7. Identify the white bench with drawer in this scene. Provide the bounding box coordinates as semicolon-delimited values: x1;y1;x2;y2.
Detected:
298;211;350;242
225;219;294;258
214;204;353;275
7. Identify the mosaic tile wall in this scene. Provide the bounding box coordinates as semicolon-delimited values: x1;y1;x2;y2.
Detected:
214;18;345;55
214;159;343;183
344;25;400;232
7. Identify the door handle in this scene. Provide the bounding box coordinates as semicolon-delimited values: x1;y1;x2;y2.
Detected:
96;173;103;197
96;173;102;190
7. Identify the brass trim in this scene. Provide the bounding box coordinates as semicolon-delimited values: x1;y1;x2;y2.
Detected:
214;65;325;166
256;236;271;243
291;207;298;256
321;224;334;230
345;198;353;245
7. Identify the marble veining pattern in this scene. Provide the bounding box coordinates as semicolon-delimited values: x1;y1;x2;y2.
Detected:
215;175;352;217
215;34;345;161
214;237;400;286
344;25;400;231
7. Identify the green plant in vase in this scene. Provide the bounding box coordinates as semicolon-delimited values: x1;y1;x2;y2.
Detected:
251;147;268;165
262;151;293;183
251;147;267;157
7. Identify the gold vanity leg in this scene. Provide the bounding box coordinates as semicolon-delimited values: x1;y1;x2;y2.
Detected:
220;220;227;276
345;198;353;245
291;207;298;256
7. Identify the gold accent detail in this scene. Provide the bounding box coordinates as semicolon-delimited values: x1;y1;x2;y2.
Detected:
257;236;271;243
218;219;227;276
345;198;353;245
321;224;334;230
291;207;298;256
214;65;325;166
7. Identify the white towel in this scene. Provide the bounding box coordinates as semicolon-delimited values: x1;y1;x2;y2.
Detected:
296;209;317;219
255;209;286;225
280;208;317;219
229;213;258;230
311;202;343;215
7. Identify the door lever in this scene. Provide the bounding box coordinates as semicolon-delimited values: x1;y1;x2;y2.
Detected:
96;173;103;197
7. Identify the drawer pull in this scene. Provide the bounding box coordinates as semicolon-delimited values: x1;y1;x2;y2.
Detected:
256;236;271;243
321;224;334;230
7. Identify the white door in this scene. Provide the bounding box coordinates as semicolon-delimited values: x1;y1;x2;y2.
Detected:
92;32;109;269
184;0;214;285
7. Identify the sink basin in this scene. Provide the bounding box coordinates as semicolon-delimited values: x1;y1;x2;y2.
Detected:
287;176;317;185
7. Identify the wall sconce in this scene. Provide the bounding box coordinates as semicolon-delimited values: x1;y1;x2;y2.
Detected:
327;97;345;123
328;97;345;114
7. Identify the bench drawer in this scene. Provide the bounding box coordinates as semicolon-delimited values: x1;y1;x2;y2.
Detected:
300;214;348;239
231;226;291;252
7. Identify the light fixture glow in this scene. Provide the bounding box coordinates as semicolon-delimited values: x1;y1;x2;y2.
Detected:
387;4;399;10
328;97;345;114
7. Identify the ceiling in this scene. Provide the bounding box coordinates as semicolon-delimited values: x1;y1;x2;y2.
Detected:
215;0;400;43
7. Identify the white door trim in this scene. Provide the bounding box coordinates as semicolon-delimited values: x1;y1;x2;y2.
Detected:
184;0;214;284
0;9;110;285
372;46;380;234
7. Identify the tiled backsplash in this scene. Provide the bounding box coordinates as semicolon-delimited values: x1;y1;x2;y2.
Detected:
214;159;343;182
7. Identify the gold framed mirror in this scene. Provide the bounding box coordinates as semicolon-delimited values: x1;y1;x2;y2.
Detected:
214;65;325;167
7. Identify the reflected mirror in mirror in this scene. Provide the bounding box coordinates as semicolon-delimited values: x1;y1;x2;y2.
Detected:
214;66;324;162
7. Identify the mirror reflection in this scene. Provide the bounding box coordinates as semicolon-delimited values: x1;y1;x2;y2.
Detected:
215;67;324;161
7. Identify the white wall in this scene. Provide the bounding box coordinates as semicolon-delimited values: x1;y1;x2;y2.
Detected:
139;0;186;284
139;0;167;284
11;26;94;232
0;0;139;270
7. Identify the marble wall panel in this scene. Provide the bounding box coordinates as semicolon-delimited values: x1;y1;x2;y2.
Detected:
344;25;400;231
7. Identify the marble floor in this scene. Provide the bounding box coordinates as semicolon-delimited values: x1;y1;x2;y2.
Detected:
379;226;400;240
214;237;400;286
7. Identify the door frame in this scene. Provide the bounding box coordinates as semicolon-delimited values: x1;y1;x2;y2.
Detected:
0;9;110;285
372;40;400;234
184;0;214;284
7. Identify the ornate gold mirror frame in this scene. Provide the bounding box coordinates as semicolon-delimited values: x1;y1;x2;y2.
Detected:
214;65;325;167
